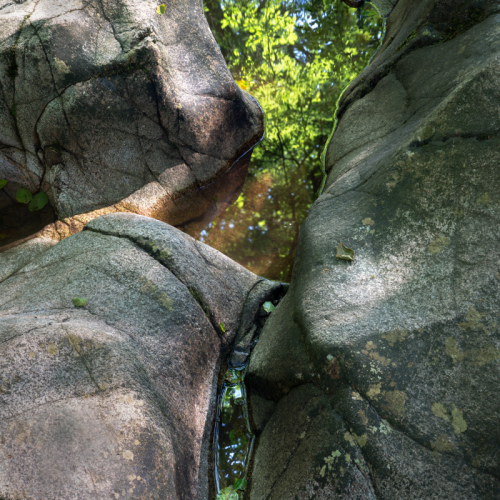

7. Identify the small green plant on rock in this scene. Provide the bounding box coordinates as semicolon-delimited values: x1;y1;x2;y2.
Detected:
14;187;49;212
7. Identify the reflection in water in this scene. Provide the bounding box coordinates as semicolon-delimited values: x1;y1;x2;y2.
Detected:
200;0;384;282
214;368;254;496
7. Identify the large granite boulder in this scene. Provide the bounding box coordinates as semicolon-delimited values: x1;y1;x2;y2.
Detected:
0;0;263;248
0;213;282;499
247;0;500;498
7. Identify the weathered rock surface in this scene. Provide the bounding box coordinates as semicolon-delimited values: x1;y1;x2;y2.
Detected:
0;0;263;248
0;213;281;499
247;0;500;498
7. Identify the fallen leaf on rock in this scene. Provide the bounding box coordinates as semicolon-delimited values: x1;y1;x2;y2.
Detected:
336;242;355;261
73;297;88;307
156;3;166;14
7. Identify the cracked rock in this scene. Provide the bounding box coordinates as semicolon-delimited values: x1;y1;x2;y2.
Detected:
246;0;500;498
0;0;263;249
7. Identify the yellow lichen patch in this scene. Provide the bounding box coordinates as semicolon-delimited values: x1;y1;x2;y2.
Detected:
344;432;355;445
431;402;450;421
351;391;363;401
358;410;368;426
362;218;375;226
54;57;71;74
444;337;465;363
320;449;342;477
382;329;408;347
353;433;368;448
365;341;377;351
476;192;492;205
369;350;391;366
366;383;381;399
66;334;82;354
451;408;467;434
29;351;36;358
472;345;500;366
383;391;407;417
459;306;487;332
431;434;456;452
123;450;134;460
429;236;450;254
47;343;59;356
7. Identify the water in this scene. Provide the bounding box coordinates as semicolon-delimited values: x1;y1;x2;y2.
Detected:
213;368;254;498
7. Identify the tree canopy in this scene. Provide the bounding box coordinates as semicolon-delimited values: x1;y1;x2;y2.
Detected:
201;0;383;281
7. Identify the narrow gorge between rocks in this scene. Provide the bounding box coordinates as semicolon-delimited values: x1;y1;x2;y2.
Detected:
0;0;499;499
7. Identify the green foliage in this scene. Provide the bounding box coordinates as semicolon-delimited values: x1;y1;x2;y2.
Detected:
0;180;7;189
156;3;166;14
15;188;49;211
216;486;240;500
202;0;383;281
220;322;226;332
262;300;275;313
15;188;32;204
216;477;247;500
28;191;49;212
224;368;245;385
73;297;88;307
234;478;247;491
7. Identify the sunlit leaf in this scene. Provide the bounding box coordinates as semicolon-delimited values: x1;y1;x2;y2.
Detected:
262;301;275;313
220;322;225;332
28;191;49;212
16;188;32;204
234;478;247;491
156;3;166;15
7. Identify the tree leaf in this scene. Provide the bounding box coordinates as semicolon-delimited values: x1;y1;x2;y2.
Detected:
234;478;247;491
220;322;226;332
335;242;355;261
28;191;49;212
262;301;275;313
0;180;7;189
215;486;240;500
16;188;32;204
73;297;88;307
156;3;166;14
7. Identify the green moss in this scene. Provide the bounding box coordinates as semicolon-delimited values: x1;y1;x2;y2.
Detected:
189;287;210;317
139;276;173;311
396;29;417;51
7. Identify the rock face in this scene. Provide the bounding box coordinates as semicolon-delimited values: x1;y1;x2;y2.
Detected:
247;0;500;498
0;213;282;500
0;0;263;248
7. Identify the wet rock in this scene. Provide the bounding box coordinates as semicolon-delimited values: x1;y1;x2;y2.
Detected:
0;0;263;248
0;213;275;499
247;0;500;498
